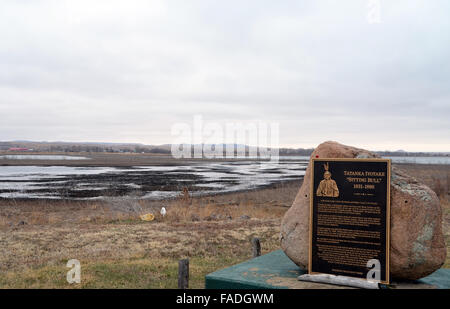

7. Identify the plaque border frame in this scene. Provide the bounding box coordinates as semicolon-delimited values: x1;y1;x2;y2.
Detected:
308;158;391;285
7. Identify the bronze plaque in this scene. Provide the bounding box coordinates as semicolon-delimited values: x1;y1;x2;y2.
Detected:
309;158;390;284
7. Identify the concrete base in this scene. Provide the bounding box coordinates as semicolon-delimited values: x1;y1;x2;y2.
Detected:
205;250;450;289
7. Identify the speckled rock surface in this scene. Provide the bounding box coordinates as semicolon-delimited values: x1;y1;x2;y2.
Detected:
280;141;446;280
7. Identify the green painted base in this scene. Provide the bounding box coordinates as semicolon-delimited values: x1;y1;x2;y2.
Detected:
205;250;450;289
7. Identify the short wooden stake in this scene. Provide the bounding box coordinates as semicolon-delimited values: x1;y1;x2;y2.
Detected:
252;237;261;258
178;258;189;289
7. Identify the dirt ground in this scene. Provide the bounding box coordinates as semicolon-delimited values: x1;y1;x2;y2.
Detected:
0;163;448;288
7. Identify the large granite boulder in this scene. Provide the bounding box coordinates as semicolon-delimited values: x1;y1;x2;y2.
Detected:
280;141;446;280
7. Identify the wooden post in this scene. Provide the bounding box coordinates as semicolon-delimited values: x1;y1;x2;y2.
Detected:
252;237;261;258
178;258;189;289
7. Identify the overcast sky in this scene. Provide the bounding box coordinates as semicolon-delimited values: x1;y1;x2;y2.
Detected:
0;0;449;151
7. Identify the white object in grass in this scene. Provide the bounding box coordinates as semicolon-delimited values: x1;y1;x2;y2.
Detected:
160;207;167;217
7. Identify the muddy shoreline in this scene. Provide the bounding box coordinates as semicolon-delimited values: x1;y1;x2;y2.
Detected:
0;178;303;203
0;154;307;200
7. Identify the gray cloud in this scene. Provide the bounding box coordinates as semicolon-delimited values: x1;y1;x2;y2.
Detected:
0;0;449;151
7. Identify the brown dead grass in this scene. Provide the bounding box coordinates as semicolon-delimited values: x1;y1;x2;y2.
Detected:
0;215;283;288
0;219;282;272
0;181;298;288
0;181;300;229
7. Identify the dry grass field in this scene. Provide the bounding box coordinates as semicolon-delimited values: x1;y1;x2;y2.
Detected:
0;163;448;288
0;181;299;288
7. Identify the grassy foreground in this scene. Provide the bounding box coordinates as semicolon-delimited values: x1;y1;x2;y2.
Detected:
0;164;449;288
0;221;281;289
0;182;295;288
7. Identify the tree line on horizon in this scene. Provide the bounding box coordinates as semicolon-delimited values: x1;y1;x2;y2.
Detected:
0;141;448;157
